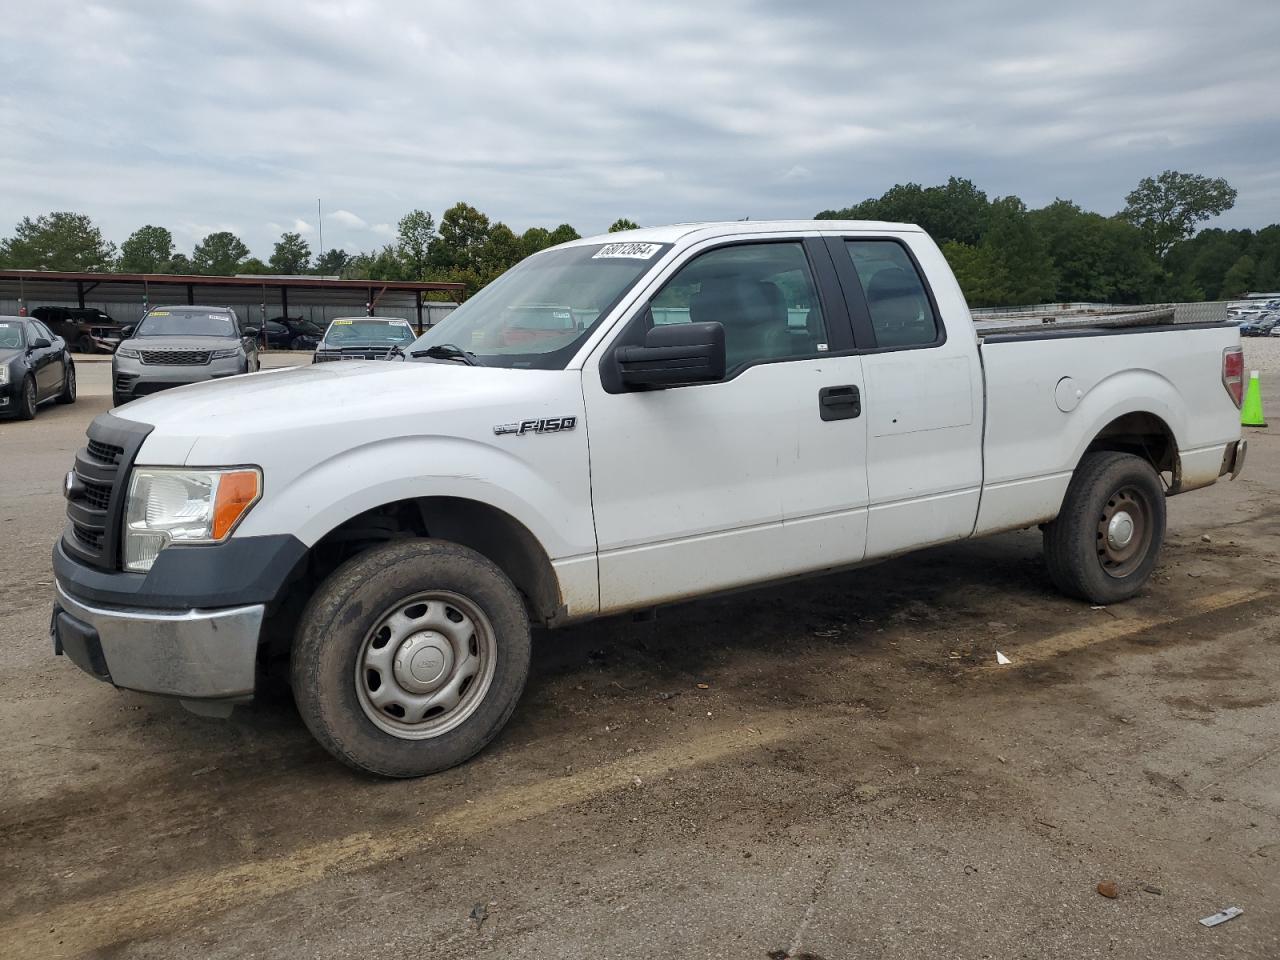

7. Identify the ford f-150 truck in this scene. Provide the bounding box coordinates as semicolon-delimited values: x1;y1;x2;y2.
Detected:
51;221;1248;777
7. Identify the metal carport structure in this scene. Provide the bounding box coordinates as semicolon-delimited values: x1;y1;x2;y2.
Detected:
0;270;464;334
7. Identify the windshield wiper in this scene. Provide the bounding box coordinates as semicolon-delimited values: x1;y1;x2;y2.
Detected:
410;343;483;366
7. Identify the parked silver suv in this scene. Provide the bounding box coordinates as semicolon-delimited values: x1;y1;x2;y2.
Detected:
112;306;259;406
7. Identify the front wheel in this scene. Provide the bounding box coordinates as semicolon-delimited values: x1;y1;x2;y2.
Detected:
56;362;76;404
17;376;37;420
1043;451;1166;604
291;539;532;777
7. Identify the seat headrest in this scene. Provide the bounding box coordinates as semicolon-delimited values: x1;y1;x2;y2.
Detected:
864;267;921;303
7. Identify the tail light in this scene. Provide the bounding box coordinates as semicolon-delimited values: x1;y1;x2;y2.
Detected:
1223;347;1244;407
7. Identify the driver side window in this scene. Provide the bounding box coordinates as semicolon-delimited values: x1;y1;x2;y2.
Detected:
649;241;827;372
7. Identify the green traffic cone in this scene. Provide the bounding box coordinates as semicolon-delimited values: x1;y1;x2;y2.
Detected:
1241;370;1267;427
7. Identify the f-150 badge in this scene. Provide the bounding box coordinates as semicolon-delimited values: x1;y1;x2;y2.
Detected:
493;416;577;436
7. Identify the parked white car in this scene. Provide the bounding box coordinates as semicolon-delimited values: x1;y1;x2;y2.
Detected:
52;221;1246;777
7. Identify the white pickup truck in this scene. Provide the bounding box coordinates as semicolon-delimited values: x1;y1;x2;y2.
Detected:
51;221;1247;777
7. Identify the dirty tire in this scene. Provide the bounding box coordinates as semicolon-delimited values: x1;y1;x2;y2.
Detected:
291;539;531;778
1043;451;1166;604
18;376;37;419
56;362;76;404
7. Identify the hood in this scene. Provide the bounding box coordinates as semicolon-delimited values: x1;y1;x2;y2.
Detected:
122;359;574;464
122;336;242;350
0;347;22;364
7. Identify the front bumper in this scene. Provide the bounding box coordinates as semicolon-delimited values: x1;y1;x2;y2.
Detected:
113;356;245;401
52;579;264;703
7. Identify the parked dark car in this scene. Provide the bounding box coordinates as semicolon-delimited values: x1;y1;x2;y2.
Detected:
112;305;259;406
30;306;122;354
263;316;324;350
1240;314;1279;336
0;316;76;419
312;316;416;362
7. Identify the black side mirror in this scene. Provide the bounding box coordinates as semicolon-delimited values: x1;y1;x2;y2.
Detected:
120;325;135;338
244;327;260;338
30;337;51;350
616;321;726;389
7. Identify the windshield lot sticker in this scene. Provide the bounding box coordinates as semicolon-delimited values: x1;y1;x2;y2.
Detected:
494;416;577;436
593;242;662;260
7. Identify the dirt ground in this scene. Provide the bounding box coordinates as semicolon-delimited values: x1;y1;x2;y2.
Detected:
0;365;1277;960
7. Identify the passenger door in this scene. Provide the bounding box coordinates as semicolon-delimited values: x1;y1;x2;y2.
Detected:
823;233;983;558
583;236;870;613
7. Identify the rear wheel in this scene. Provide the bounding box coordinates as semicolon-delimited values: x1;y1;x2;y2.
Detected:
18;376;37;420
56;362;76;404
1044;451;1166;604
291;539;531;778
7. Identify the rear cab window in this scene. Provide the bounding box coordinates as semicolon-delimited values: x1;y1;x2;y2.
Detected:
842;240;941;349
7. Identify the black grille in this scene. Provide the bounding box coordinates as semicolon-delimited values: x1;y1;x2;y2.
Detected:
62;415;154;571
82;481;112;510
316;347;397;362
86;439;123;465
73;523;103;551
140;350;211;365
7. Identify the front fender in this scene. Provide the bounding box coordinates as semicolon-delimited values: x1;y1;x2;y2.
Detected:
233;433;595;562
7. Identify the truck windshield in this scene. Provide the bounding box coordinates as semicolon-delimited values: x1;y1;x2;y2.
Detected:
324;319;415;345
408;242;668;369
135;309;236;338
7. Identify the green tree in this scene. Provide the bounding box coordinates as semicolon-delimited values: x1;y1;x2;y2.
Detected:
0;211;116;271
395;209;437;279
941;241;1011;307
238;257;272;275
1027;200;1159;303
547;224;581;246
520;226;553;257
1220;254;1257;298
480;222;525;281
1121;170;1237;260
268;232;312;274
118;225;176;273
314;248;353;276
168;252;193;274
609;218;640;232
192;231;251;275
980;196;1057;305
434;203;492;276
818;177;989;246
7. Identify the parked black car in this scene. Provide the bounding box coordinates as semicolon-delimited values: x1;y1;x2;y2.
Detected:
262;316;324;350
30;306;122;354
0;316;77;419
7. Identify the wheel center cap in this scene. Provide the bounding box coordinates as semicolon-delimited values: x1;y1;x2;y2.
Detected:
393;632;453;693
1108;511;1135;549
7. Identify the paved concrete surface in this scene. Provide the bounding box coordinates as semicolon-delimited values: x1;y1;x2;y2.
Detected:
0;367;1277;960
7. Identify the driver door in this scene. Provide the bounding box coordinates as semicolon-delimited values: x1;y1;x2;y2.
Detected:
582;236;870;613
29;320;61;398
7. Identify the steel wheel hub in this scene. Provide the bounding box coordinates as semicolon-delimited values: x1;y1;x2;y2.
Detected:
1096;487;1151;578
354;591;498;740
1106;511;1135;550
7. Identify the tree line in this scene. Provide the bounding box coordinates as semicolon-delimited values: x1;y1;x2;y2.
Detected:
0;172;1272;306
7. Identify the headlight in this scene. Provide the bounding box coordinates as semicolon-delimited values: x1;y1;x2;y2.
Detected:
116;346;141;359
0;365;9;385
123;467;262;572
210;347;241;360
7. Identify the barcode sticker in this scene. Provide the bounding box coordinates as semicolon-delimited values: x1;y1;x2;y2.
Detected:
593;242;662;260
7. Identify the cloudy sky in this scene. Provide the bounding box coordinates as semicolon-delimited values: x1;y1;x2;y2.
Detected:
2;0;1277;258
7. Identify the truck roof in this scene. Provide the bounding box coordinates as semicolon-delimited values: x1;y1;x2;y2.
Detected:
562;219;925;248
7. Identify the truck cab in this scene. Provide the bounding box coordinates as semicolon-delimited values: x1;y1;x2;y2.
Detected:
50;221;1245;778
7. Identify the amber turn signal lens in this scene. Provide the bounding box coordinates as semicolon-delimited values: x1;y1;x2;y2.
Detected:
212;470;261;540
